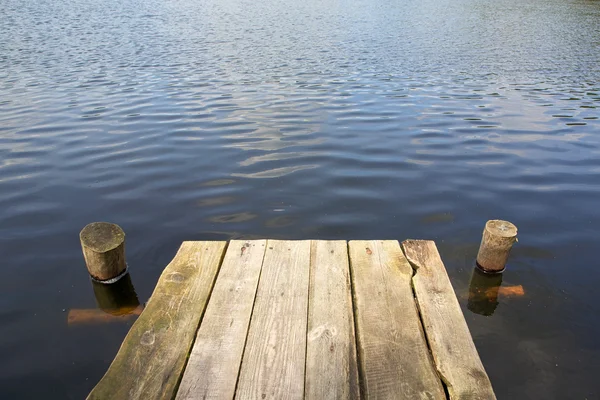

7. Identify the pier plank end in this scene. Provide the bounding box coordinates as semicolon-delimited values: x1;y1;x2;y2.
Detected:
402;239;497;400
305;240;360;400
87;241;227;400
235;240;311;400
349;240;446;399
176;240;266;400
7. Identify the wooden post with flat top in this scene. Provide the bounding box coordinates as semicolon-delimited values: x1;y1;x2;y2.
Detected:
476;219;517;273
80;222;127;282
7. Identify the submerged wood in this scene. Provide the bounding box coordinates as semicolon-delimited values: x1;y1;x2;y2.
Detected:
498;285;524;296
67;306;143;325
87;241;227;400
403;239;496;400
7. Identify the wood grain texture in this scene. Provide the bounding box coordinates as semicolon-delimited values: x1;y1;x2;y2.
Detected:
176;240;267;400
87;241;227;400
348;240;445;400
402;239;497;400
476;220;518;273
305;240;360;400
80;222;126;281
235;240;311;400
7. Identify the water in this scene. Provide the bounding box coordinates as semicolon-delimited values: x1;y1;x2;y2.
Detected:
1;0;599;397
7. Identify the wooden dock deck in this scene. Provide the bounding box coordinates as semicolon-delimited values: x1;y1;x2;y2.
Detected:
87;240;496;400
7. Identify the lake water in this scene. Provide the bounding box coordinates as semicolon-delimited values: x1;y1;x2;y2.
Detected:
1;0;599;398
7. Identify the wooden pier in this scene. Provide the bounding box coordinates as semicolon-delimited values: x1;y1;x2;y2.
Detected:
87;240;496;400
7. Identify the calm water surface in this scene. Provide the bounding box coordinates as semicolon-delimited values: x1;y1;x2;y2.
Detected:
1;0;599;398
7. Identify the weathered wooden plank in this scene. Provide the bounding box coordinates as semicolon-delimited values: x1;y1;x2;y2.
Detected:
175;240;267;400
348;240;445;400
305;240;360;400
87;241;227;400
235;240;311;400
402;240;496;400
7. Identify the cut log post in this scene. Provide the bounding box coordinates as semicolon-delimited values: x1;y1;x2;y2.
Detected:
80;222;127;282
476;219;517;273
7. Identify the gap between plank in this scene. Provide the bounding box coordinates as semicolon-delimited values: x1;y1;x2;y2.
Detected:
302;241;313;400
346;241;366;400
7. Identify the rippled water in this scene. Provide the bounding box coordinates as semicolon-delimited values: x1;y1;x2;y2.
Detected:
1;0;599;397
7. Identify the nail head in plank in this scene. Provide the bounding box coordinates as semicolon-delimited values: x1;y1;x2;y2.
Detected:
235;240;311;400
306;240;360;400
402;239;496;400
176;240;267;400
87;241;227;400
349;240;445;400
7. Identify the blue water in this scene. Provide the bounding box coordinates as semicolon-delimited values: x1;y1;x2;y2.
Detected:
1;0;599;398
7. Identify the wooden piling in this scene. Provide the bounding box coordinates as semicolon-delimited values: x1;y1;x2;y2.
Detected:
476;219;517;273
80;222;126;282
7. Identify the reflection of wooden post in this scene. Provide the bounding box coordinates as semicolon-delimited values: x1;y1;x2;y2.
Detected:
92;273;139;315
80;222;126;282
468;267;503;316
476;220;517;273
68;273;142;325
